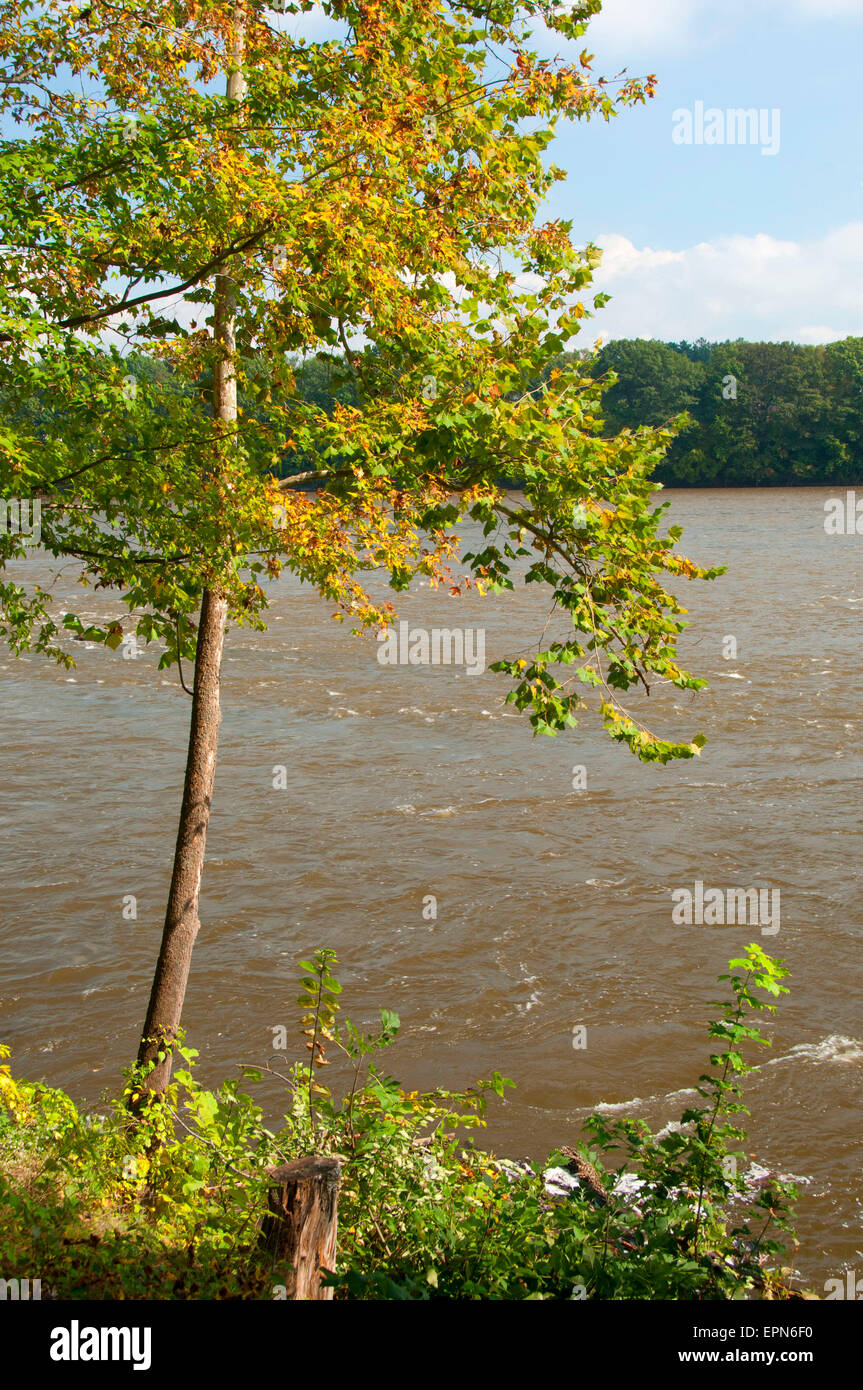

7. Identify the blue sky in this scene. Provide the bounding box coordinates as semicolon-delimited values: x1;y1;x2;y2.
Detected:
540;0;863;343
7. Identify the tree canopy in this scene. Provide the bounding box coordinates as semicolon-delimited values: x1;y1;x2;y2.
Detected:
1;0;716;757
596;336;863;487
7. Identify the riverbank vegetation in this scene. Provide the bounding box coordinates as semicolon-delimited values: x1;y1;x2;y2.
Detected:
0;945;804;1300
9;334;862;491
595;337;863;488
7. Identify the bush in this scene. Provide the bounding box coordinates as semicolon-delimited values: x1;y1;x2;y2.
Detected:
0;945;801;1300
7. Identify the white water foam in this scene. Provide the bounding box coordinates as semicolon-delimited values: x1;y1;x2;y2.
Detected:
589;1086;700;1116
768;1034;863;1067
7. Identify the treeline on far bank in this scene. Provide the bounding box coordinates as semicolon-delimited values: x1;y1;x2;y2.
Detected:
11;336;863;490
590;336;863;488
259;335;863;487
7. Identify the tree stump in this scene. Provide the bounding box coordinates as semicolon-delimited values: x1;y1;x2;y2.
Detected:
260;1156;343;1300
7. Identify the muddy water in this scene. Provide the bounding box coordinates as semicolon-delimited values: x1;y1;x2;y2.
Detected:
1;487;860;1288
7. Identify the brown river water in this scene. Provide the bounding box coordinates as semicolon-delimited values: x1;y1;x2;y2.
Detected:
1;487;860;1290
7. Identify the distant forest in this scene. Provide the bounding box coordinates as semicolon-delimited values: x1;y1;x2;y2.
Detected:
592;337;863;487
15;336;863;490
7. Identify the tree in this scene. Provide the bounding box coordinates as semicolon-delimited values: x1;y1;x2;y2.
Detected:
0;0;718;1103
596;338;704;437
823;337;863;483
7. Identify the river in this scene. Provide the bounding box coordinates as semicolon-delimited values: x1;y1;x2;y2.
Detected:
1;486;860;1289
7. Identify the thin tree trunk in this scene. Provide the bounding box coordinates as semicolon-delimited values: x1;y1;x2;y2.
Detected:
136;585;228;1092
135;13;246;1099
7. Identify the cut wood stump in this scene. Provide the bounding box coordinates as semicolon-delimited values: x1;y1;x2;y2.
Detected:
259;1156;343;1300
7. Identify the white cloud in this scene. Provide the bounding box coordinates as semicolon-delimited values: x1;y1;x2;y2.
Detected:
585;223;863;343
586;0;704;56
797;325;845;343
586;0;863;56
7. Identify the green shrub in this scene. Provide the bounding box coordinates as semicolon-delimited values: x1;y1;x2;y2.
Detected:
0;944;800;1300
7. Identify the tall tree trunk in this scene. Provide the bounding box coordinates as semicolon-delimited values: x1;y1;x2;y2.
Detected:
135;14;246;1099
136;585;228;1093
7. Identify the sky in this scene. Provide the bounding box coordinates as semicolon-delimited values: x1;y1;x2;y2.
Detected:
540;0;863;344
